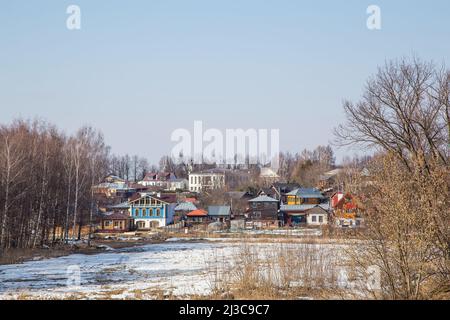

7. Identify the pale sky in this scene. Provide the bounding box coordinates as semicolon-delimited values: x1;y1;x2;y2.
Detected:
1;0;449;164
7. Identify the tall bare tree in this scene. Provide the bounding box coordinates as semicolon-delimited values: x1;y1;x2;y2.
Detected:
335;57;450;299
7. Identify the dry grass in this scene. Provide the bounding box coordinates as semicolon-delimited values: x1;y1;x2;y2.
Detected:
205;242;347;300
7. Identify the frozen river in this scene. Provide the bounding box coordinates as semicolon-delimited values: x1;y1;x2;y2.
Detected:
0;239;348;300
0;241;239;299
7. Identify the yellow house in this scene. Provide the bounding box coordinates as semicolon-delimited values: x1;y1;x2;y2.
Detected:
286;188;325;205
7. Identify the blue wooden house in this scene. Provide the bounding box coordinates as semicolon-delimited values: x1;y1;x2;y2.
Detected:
128;194;175;229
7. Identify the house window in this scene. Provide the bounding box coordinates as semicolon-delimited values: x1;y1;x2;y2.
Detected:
137;221;146;229
319;216;323;223
134;208;139;216
104;221;112;227
114;221;120;228
312;215;317;222
254;211;261;218
156;208;161;217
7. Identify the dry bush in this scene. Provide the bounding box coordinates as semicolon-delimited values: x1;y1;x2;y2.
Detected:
207;243;346;299
347;154;450;300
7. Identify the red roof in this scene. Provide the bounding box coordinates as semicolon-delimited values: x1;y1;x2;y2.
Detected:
186;209;208;217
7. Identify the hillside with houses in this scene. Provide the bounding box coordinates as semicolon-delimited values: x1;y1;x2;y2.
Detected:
92;165;366;236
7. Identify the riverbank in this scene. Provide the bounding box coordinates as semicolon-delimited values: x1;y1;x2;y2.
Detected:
0;234;169;265
0;229;360;266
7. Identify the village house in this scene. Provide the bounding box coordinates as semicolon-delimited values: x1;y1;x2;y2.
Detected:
259;167;280;186
98;211;134;233
208;206;231;223
331;192;364;228
224;191;253;217
167;178;189;191
189;171;225;192
257;187;280;201
128;194;176;229
92;175;136;199
174;201;198;223
246;194;281;228
305;206;329;226
281;188;330;226
185;209;209;224
256;182;301;202
285;188;327;204
139;172;188;191
280;203;331;226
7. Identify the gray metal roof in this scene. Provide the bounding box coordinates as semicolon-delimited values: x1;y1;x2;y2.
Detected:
249;195;279;203
110;202;130;209
95;182;133;190
208;206;231;216
286;188;325;199
280;202;330;212
174;202;197;211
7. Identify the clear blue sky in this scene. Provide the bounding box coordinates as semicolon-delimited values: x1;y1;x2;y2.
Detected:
1;0;449;164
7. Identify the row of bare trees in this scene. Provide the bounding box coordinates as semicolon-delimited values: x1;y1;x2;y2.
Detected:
109;154;155;182
277;145;336;185
0;120;110;250
336;57;449;299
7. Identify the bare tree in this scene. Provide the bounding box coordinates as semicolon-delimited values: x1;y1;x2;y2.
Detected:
335;57;449;171
0;128;27;248
335;57;450;299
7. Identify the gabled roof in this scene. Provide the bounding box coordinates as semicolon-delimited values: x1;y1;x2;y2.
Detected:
101;212;132;220
109;201;130;209
286;188;325;199
280;202;330;212
186;209;208;217
249;195;279;203
174;202;197;211
305;206;329;215
158;193;178;204
208;206;231;216
129;194;169;205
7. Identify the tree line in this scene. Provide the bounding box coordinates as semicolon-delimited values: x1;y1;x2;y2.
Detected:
0;120;112;249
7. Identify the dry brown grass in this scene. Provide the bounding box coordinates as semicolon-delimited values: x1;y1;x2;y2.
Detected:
205;242;347;300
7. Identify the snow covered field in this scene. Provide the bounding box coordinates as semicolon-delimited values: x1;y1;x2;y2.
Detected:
0;239;348;300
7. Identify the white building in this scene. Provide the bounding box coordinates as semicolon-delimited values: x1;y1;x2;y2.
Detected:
139;172;188;191
259;167;280;185
189;172;225;192
306;206;329;226
167;178;189;191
